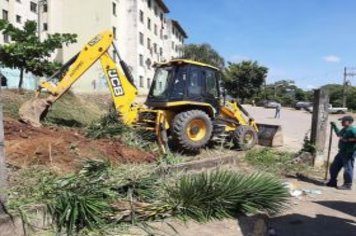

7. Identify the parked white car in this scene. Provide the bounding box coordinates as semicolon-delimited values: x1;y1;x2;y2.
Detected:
328;104;347;114
304;104;347;114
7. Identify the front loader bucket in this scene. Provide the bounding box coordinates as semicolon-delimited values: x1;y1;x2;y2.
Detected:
257;123;283;147
19;98;50;127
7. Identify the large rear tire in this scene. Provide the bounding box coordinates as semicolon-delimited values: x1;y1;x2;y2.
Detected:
172;110;213;152
232;125;258;150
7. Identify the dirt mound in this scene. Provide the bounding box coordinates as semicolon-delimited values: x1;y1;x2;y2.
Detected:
4;117;156;173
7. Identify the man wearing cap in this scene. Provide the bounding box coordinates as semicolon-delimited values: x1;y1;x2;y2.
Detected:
326;115;356;190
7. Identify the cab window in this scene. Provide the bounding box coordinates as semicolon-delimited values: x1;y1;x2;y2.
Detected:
187;67;203;97
204;69;218;97
170;67;187;99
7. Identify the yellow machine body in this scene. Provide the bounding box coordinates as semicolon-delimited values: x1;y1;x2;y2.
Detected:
19;31;282;153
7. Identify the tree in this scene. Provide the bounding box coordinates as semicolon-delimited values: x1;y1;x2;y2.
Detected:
224;60;268;102
182;43;225;68
263;80;313;106
0;20;77;89
322;84;356;110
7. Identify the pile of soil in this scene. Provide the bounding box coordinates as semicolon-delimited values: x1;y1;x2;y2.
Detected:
4;117;156;173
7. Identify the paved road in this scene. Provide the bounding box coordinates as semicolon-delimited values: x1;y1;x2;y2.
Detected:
244;105;349;158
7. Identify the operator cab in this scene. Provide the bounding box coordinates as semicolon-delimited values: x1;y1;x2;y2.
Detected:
146;60;223;113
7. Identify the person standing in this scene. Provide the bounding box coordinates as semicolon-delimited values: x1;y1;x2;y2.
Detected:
326;116;356;190
274;103;281;119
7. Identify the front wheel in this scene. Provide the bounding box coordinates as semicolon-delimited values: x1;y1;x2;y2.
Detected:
232;125;258;150
172;110;213;152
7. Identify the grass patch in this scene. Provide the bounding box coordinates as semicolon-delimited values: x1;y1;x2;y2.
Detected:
44;92;105;127
245;148;312;176
2;89;106;127
2;89;34;119
7;166;57;211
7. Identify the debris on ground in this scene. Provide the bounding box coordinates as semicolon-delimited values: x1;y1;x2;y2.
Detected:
284;181;323;198
4;117;156;173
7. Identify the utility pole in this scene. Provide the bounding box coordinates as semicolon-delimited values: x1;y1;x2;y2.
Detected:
342;67;356;107
0;87;7;214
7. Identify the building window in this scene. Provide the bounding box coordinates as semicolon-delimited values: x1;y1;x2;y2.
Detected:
139;54;144;66
112;2;117;16
2;10;8;21
154;24;157;35
30;2;37;13
147;38;151;50
139;32;144;45
113;26;117;39
147;78;151;89
147;18;151;30
16;15;22;23
139;76;144;88
153;43;157;53
160;29;163;39
160;12;163;21
139;10;144;23
159;47;163;56
3;34;9;43
147;0;152;9
154;6;158;16
43;23;48;31
43;4;48;13
16;0;21;2
172;42;174;50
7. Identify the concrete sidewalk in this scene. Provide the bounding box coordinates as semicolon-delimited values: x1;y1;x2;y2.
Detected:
270;178;356;236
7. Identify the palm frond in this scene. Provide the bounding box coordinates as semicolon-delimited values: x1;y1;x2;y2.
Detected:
166;170;289;222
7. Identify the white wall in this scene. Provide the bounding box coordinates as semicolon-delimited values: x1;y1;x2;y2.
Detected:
0;0;187;95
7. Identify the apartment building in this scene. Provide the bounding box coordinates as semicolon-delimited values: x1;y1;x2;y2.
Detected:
0;0;42;88
1;0;39;44
164;19;187;60
0;0;188;94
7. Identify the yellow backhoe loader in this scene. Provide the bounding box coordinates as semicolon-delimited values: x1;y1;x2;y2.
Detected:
19;31;283;153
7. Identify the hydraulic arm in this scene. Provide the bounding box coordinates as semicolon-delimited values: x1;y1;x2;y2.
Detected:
19;31;139;126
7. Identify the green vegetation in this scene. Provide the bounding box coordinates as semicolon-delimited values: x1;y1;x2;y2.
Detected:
166;171;289;222
253;80;313;107
0;20;77;89
7;161;289;235
225;61;268;103
86;108;157;152
2;90;106;126
85;108;127;138
245;148;312;176
45;92;105;127
2;90;34;119
182;43;225;68
322;84;356;110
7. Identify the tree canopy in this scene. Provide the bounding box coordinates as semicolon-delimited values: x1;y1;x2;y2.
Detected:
182;43;225;69
224;60;268;102
263;80;313;106
322;84;356;110
0;20;77;89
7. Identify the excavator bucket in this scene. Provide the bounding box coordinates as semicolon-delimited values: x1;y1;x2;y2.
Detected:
257;123;284;147
19;98;50;127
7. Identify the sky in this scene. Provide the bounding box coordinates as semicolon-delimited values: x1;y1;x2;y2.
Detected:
165;0;356;89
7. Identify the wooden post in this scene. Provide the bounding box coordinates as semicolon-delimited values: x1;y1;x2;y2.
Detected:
0;81;7;214
310;88;329;167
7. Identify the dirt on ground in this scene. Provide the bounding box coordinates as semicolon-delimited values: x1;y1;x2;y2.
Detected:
4;117;156;173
